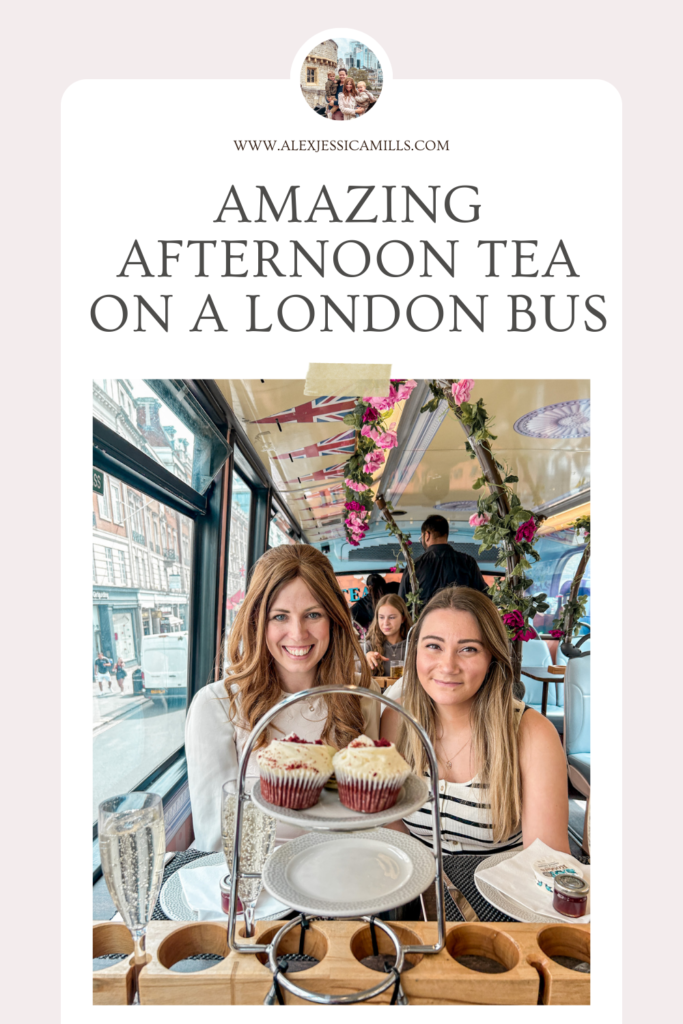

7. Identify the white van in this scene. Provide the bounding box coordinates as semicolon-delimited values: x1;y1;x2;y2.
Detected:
140;632;188;702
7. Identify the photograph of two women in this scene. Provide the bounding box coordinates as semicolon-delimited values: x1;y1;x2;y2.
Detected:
93;375;591;1004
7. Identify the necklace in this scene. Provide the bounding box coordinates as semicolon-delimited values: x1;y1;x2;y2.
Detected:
437;735;471;769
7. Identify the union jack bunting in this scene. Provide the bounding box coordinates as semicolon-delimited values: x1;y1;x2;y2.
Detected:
251;396;357;425
301;503;347;521
285;463;346;485
304;486;346;508
274;430;356;461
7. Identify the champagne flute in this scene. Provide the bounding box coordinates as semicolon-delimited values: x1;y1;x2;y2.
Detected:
98;792;165;996
221;779;276;938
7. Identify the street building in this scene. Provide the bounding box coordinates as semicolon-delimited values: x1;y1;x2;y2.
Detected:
92;381;194;674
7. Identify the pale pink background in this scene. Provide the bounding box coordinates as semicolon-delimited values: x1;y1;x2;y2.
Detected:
5;2;678;1018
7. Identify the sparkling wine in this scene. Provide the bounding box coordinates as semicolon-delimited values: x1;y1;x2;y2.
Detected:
100;807;166;932
221;796;276;904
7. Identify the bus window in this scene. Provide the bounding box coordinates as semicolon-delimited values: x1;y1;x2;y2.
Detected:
225;470;251;639
92;469;194;822
268;501;298;549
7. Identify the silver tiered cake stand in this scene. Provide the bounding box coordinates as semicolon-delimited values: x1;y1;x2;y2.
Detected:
226;685;446;1005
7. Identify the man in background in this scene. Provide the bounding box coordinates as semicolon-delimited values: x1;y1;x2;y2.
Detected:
399;514;489;607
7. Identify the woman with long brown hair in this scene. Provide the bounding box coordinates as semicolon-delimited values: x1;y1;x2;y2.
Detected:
363;594;412;675
338;76;359;120
186;544;380;850
381;586;569;853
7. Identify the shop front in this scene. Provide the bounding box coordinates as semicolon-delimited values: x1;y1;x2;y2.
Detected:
92;587;142;667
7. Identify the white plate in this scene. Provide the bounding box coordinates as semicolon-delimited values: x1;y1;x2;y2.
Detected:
262;829;436;917
251;774;429;831
159;853;290;922
473;850;569;924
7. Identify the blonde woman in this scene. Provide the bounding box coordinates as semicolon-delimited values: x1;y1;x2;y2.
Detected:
186;544;380;850
381;587;569;853
338;77;359;119
362;594;412;675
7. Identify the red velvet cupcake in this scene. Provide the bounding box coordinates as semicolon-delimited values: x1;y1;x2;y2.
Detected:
256;733;336;810
332;735;412;813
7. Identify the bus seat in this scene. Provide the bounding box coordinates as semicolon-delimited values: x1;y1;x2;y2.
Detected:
520;637;563;733
564;653;591;794
556;635;591;665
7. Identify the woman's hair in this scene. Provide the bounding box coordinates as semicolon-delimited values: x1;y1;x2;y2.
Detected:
365;594;412;674
397;586;521;843
365;572;387;608
223;544;372;750
343;78;357;96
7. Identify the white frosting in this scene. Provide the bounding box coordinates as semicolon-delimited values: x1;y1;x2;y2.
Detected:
332;735;411;781
256;734;336;777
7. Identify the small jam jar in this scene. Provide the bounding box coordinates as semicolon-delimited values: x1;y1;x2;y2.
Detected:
219;874;244;916
553;872;589;917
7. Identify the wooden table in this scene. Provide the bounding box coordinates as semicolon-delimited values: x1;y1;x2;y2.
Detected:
520;665;565;717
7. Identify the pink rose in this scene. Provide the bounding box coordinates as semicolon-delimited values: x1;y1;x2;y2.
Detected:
364;450;385;473
376;429;398;450
362;405;380;423
515;518;536;544
345;478;369;493
395;379;417;401
469;512;491;527
360;423;382;441
548;628;565;639
451;379;475;405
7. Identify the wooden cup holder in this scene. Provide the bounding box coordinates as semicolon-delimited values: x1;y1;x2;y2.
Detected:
531;924;591;1005
445;923;519;973
92;923;135;1005
350;923;423;972
156;922;230;969
255;921;329;968
94;919;590;1005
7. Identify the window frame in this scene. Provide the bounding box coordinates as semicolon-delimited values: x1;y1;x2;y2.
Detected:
92;381;304;882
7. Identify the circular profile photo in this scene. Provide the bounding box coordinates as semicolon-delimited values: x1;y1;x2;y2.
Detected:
300;37;383;120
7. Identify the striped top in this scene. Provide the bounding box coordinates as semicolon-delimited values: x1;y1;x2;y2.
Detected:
402;699;527;854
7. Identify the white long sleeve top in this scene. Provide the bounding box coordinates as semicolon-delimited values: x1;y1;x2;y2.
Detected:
185;678;382;851
338;93;357;120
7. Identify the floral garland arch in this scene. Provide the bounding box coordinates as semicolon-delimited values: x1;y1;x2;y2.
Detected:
341;379;423;618
549;515;591;642
421;379;550;691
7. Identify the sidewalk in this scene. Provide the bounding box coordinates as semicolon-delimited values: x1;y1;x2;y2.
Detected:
92;672;148;731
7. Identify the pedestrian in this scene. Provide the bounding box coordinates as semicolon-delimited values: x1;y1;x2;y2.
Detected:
399;515;489;608
94;651;113;694
114;657;128;694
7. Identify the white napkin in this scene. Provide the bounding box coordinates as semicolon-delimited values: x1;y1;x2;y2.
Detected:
178;862;236;921
476;838;590;923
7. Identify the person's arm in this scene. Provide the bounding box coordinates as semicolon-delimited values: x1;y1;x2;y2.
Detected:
518;708;570;853
185;685;239;852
